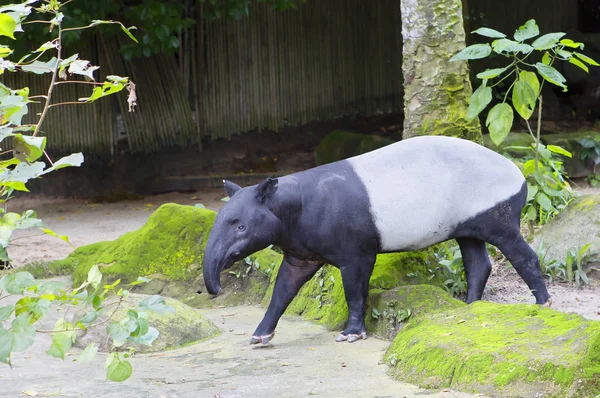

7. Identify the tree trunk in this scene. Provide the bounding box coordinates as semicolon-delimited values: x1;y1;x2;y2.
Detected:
400;0;481;142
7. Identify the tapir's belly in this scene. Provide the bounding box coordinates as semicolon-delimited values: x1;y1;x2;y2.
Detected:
346;136;525;251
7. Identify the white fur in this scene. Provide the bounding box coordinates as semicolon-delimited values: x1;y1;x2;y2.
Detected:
347;136;525;251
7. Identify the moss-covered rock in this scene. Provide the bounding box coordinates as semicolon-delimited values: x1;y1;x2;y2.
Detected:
75;294;220;353
49;204;277;308
482;132;535;157
385;301;600;397
366;285;465;340
261;251;448;333
369;250;445;289
314;130;394;165
534;194;600;277
542;131;600;178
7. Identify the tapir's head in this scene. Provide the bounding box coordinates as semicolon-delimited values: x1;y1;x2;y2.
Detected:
203;177;280;295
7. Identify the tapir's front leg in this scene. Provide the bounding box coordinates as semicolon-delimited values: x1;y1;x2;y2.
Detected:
335;256;376;343
251;256;322;344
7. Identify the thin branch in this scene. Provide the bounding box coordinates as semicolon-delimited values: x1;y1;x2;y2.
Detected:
33;24;62;137
536;95;543;172
54;81;103;86
22;20;52;25
48;101;86;108
0;294;13;302
9;233;45;242
37;297;124;334
43;150;54;167
29;95;48;100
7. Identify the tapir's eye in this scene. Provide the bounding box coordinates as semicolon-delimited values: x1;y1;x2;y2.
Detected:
236;224;246;232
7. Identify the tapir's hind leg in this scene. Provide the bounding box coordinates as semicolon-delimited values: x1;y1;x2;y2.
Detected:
456;237;492;303
494;234;551;305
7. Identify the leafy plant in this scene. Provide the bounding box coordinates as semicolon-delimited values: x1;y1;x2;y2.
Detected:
508;143;574;224
0;266;173;381
371;300;412;338
434;243;467;297
0;0;157;383
451;19;598;224
587;173;600;187
0;0;136;264
536;241;595;287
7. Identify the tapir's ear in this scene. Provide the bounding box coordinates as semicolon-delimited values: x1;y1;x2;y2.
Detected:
256;177;278;203
223;180;242;198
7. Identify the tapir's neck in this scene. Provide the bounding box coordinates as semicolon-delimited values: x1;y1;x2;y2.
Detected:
267;175;303;251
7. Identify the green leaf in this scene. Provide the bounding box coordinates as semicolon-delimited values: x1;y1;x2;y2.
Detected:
0;13;16;40
534;63;567;89
0;305;13;321
138;295;175;315
556;49;573;60
79;311;99;325
87;265;102;289
0;313;36;364
491;39;533;54
512;79;537;120
449;44;491;61
77;342;98;364
14;297;51;323
535;192;552;211
128;326;158;346
130;317;149;338
531;32;565;50
542;52;551;65
526;183;539;203
0;162;45;184
106;352;133;382
0;272;35;294
476;67;508;80
514;19;539;42
40;228;70;243
486;103;514;146
46;332;73;360
466;83;492;122
107;318;138;345
574;52;600;67
68;59;99;80
560;38;584;49
471;27;506;39
21;57;58;74
129;277;151;287
42;153;84;174
569;57;589;73
547;145;572;158
520;70;540;97
0;45;12;57
13;134;46;162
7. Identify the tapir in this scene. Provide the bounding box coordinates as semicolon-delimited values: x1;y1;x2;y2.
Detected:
202;135;551;344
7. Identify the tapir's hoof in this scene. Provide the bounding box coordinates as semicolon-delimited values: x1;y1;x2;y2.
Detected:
543;298;553;307
335;332;367;343
250;332;274;345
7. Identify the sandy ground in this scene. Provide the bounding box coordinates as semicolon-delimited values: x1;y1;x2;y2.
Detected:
3;188;599;397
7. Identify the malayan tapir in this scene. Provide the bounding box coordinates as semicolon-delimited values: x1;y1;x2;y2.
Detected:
202;135;551;344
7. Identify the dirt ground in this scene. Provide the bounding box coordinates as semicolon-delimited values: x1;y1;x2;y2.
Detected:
4;187;600;397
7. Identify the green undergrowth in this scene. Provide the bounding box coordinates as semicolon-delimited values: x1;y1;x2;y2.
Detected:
385;301;600;397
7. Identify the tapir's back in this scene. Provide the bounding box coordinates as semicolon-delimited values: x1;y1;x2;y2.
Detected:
346;135;525;251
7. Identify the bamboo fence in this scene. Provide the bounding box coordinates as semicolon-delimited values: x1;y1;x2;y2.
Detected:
1;0;578;155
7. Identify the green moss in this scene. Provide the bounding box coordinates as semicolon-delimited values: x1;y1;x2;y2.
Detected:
59;204;216;286
314;130;394;165
366;285;465;339
385;301;600;397
369;250;444;289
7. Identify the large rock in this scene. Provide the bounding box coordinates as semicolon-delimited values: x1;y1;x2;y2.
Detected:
385;301;600;397
534;194;600;278
47;204;278;308
75;294;220;353
314;130;394;165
